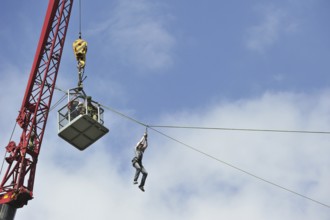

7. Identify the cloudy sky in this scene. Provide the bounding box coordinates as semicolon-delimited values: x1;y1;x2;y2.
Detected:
0;0;330;219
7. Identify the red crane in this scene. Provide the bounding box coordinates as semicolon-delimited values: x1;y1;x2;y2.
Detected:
0;0;73;218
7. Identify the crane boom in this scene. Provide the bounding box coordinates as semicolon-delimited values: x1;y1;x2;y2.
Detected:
0;0;73;212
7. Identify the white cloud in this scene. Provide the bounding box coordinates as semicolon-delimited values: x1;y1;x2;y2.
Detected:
0;64;29;144
6;89;329;219
1;1;329;219
245;6;297;52
88;0;175;73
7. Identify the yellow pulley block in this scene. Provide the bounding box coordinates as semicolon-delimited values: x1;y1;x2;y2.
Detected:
73;38;88;68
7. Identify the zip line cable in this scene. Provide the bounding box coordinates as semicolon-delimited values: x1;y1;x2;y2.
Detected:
50;93;67;112
53;86;330;135
100;102;330;209
149;126;330;209
100;104;148;127
149;125;330;135
52;88;330;208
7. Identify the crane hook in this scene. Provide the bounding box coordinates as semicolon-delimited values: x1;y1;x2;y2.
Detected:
72;38;88;88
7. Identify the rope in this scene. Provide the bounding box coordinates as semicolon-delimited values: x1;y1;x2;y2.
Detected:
148;126;330;209
79;0;82;38
100;104;148;128
49;93;67;112
53;85;330;135
98;103;330;209
51;86;330;208
149;125;330;135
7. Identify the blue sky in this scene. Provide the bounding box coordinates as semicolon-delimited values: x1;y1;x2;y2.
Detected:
0;0;330;219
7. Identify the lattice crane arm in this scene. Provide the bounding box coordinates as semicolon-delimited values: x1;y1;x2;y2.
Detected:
0;0;74;212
